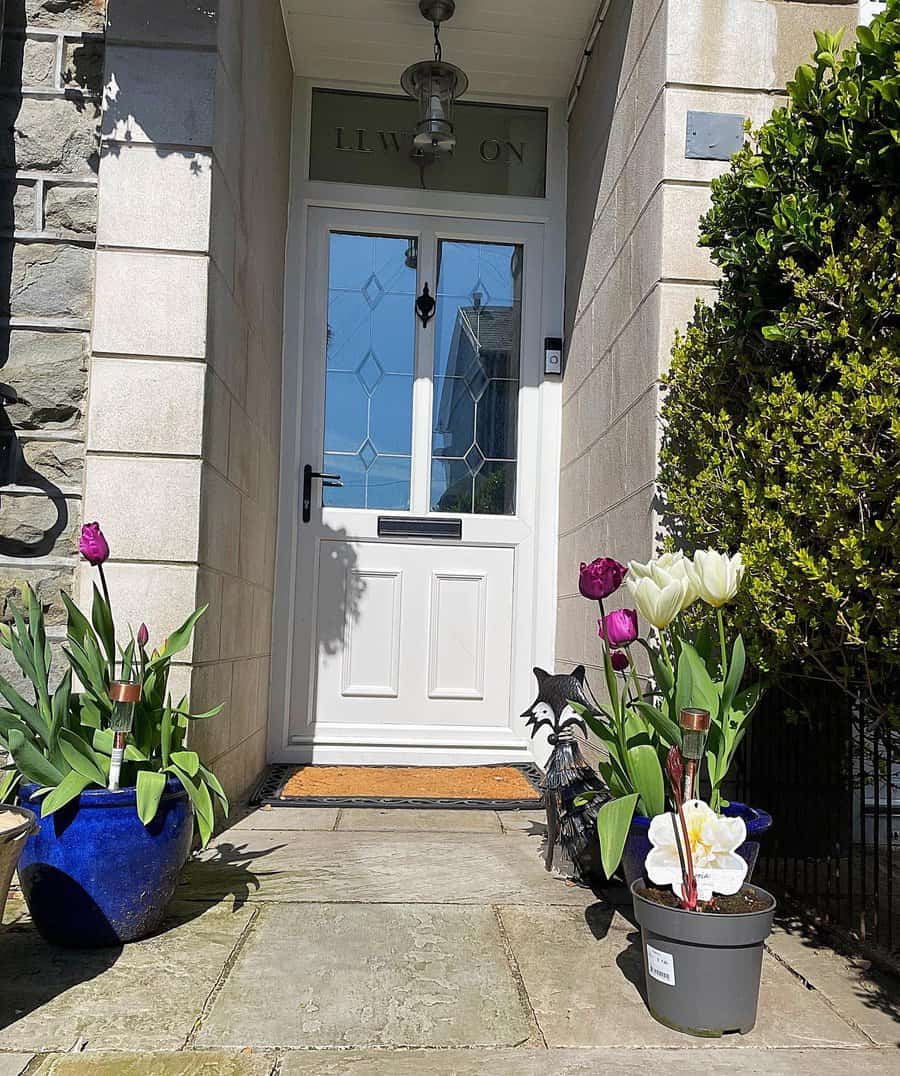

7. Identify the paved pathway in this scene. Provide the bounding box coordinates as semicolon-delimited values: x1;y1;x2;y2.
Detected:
0;806;897;1073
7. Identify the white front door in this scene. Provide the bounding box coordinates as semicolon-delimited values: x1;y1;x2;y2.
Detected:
287;206;544;764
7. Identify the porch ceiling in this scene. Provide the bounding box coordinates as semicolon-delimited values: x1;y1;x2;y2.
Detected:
281;0;599;99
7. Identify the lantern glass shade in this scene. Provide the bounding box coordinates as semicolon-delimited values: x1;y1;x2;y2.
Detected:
401;60;468;154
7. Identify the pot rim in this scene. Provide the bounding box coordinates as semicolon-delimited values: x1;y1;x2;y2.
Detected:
629;801;773;834
0;804;38;842
19;774;187;809
630;877;777;918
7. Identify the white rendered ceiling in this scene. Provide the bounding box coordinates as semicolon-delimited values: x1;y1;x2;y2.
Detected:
281;0;600;99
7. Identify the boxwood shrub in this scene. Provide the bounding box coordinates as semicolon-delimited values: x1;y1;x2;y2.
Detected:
658;3;899;729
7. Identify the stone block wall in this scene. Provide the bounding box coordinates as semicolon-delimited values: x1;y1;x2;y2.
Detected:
189;0;292;797
0;0;105;685
556;0;856;675
80;0;291;801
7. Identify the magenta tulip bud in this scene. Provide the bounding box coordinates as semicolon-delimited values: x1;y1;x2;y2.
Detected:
79;522;109;566
598;608;639;648
579;558;627;600
137;622;149;648
610;650;629;672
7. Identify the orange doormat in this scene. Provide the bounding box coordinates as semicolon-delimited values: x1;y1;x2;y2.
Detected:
254;764;543;808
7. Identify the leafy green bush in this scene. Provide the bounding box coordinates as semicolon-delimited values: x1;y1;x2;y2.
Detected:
658;5;900;729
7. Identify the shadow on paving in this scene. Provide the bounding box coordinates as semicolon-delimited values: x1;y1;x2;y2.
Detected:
772;913;900;1029
176;839;284;906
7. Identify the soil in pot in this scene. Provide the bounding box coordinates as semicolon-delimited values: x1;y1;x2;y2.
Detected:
634;883;773;915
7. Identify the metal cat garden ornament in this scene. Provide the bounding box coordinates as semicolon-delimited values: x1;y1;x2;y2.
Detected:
523;666;609;879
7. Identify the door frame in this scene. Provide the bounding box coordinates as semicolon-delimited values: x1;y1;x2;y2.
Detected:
268;78;567;764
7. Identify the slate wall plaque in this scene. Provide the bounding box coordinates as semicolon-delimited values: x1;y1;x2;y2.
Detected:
685;111;745;161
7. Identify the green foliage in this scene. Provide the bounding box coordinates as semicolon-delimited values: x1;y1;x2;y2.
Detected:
658;5;900;727
0;585;227;846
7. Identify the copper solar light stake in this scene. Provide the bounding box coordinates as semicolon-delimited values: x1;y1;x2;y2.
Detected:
679;707;711;802
108;680;141;791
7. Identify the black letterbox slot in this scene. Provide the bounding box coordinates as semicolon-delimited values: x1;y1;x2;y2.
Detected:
377;516;462;540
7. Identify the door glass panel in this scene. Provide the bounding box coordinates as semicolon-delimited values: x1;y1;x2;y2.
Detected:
323;232;417;510
431;240;522;514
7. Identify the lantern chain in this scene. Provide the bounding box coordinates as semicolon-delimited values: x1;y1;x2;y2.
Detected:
433;21;442;62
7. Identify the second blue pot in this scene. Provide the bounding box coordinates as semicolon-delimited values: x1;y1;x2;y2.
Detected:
18;778;193;948
621;801;772;890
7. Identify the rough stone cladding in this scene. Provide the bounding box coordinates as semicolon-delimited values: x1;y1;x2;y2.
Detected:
0;0;105;689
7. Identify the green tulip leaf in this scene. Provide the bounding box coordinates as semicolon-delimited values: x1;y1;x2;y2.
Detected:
678;641;720;720
136;770;167;825
632;701;682;748
62;591;93;648
170;765;214;847
40;770;91;818
721;634;746;714
627;743;666;818
596;793;639;878
91;583;116;673
6;727;65;787
170;750;200;778
150;606;208;666
58;729;107;786
91;727;147;763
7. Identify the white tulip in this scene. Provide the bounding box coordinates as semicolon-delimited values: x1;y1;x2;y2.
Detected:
645;799;748;902
688;549;745;608
625;571;686;630
626;552;697;625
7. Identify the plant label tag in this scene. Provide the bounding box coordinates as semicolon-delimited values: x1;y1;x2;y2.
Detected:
647;944;676;986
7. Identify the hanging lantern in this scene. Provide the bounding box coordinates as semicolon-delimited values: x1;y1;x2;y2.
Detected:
401;1;468;158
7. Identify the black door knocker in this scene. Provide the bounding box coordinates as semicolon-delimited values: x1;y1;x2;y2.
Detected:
415;282;436;327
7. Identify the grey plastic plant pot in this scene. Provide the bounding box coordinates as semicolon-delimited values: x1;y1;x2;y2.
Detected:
0;805;37;924
631;878;776;1037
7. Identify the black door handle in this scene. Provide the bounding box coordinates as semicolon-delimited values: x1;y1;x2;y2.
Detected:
302;464;343;523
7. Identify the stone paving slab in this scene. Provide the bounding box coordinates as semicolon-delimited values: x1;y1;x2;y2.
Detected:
497;810;547;835
0;901;253;1053
0;1056;31;1076
766;926;900;1046
277;1046;899;1075
1;894;29;928
32;1054;274;1076
498;905;868;1048
197;903;533;1050
179;831;594;907
229;807;340;831
336;809;502;832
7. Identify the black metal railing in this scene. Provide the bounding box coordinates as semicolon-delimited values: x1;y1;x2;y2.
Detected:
735;674;898;957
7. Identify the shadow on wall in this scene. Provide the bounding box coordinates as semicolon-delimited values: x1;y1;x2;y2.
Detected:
563;0;634;352
0;1;104;557
102;0;214;163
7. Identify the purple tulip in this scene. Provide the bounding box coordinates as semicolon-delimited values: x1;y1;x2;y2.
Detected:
137;622;149;648
79;522;109;566
579;557;627;600
598;607;639;649
610;650;629;672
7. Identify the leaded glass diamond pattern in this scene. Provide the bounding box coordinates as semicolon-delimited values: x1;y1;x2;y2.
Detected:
322;233;415;511
431;240;522;515
362;272;385;309
356;350;384;395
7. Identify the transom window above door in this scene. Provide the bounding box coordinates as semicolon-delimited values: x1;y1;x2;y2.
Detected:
321;229;523;516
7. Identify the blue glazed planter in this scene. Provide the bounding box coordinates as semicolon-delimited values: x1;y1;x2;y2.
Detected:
622;801;772;890
18;777;193;948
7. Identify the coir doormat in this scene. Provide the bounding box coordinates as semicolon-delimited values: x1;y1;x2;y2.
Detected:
250;764;543;810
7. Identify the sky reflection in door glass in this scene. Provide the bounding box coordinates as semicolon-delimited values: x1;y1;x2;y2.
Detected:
323;232;416;510
431;240;521;515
